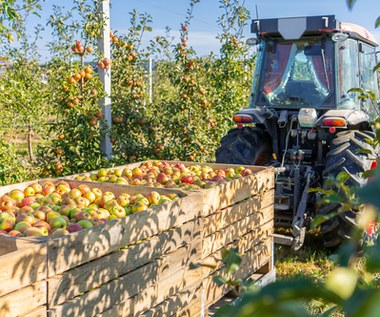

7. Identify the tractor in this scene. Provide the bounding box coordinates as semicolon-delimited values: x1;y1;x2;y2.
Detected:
216;15;380;249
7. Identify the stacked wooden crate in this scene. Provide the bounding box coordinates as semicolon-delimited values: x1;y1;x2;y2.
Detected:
65;161;275;315
0;180;203;317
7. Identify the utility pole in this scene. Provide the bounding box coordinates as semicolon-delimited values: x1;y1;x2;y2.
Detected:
98;0;112;159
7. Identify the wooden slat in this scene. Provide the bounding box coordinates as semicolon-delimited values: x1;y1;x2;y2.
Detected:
203;189;274;237
201;225;273;279
141;282;202;317
203;238;273;309
202;206;274;259
0;244;47;296
48;218;201;307
0;281;46;317
46;190;202;276
48;260;160;317
23;306;48;317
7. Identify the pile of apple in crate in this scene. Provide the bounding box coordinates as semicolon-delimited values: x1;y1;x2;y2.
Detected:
0;160;274;317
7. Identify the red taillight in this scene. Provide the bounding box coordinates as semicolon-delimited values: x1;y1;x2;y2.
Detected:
233;115;253;123
236;123;243;129
319;29;334;33
322;117;347;127
329;127;336;134
370;160;378;170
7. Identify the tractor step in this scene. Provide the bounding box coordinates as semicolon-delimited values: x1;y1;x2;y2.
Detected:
273;233;294;246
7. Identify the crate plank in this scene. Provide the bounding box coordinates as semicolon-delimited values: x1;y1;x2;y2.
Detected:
23;306;48;317
46;189;202;276
0;281;46;317
141;282;202;317
202;205;273;258
200;234;273;278
203;239;273;309
48;260;160;317
0;244;47;297
48;218;201;307
203;189;274;237
49;248;203;317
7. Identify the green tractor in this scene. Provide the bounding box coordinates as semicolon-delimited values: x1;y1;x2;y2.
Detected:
216;15;380;249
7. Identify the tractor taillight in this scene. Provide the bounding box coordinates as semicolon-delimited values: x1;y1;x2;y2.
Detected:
233;114;253;123
322;117;347;127
370;160;378;170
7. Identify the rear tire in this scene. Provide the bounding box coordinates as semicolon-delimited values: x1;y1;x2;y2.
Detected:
215;127;272;165
320;130;377;248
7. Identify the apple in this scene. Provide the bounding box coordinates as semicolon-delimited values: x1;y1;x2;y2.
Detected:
146;191;160;205
0;211;16;222
51;228;70;236
9;189;25;202
0;195;16;211
84;191;96;203
69;188;82;199
156;173;169;184
109;205;126;218
240;168;252;176
91;187;103;199
77;219;93;229
31;183;43;193
8;230;23;237
46;211;61;223
115;177;128;185
23;186;35;197
131;201;148;213
58;205;72;217
97;168;108;178
122;168;133;179
14;221;31;233
77;184;91;195
157;196;172;206
75;196;90;207
41;182;56;196
33;220;51;232
49;217;67;229
67;223;83;233
69;207;82;219
116;194;130;207
75;211;92;222
0;218;14;231
97;208;110;219
24;227;48;237
16;213;36;225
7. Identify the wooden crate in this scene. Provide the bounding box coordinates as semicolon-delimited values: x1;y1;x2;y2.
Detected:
63;161;275;314
0;245;47;317
0;179;203;317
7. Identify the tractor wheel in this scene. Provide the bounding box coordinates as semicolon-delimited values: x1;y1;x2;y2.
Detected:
320;130;377;248
215;127;272;165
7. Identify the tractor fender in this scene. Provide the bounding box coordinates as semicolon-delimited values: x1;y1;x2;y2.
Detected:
315;109;371;128
234;107;278;135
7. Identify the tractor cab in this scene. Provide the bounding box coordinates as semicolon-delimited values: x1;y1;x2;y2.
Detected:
217;15;380;250
247;15;379;116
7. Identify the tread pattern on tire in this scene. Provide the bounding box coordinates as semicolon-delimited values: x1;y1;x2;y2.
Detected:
320;130;377;248
215;127;272;165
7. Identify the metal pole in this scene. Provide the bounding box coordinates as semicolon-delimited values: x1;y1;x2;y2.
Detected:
98;0;112;159
149;57;153;103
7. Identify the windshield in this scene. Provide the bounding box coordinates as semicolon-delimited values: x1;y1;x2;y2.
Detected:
255;38;335;108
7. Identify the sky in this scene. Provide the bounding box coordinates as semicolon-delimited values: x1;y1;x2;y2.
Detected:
19;0;380;61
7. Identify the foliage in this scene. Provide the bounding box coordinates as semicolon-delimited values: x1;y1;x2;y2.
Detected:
0;140;29;185
0;0;43;43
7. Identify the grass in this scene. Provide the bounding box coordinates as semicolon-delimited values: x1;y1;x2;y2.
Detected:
275;229;335;283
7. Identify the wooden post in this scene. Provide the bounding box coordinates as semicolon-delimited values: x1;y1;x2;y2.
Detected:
98;0;112;159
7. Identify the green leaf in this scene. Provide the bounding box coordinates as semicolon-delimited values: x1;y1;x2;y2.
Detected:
326;267;358;299
374;63;380;72
322;193;343;204
311;213;338;229
345;289;380;317
375;16;380;28
213;275;228;286
348;87;363;94
221;247;242;273
346;0;356;9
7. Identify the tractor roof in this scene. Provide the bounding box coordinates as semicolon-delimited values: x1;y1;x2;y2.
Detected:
251;15;378;47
